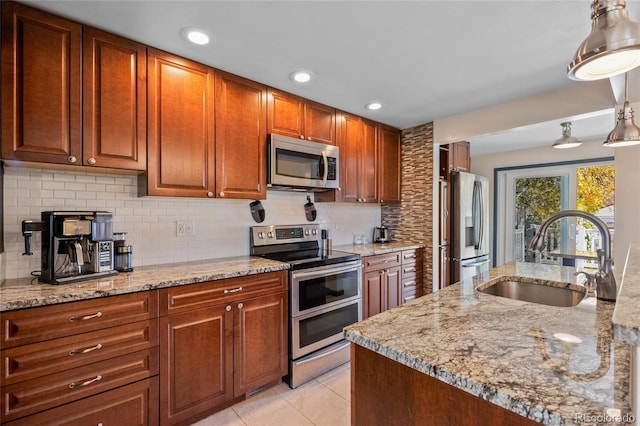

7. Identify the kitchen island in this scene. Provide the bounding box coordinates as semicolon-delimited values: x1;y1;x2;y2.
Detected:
344;259;636;426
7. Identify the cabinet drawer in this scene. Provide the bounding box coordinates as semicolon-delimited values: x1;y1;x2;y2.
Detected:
1;348;158;422
402;291;418;305
160;271;288;315
2;319;158;385
401;249;423;265
401;277;419;292
5;377;159;426
363;252;401;272
1;291;158;348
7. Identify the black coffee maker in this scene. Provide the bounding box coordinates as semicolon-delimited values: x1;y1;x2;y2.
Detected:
22;211;118;284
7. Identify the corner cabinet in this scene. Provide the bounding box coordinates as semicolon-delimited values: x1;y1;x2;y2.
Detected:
267;89;335;145
141;49;216;197
1;2;146;171
215;72;267;200
159;271;287;425
378;125;401;204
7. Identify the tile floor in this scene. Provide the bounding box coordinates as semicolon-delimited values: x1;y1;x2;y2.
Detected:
192;363;351;426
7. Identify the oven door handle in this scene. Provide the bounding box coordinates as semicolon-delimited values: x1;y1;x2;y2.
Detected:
295;340;351;366
292;263;361;280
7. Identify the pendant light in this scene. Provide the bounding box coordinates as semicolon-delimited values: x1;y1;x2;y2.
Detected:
603;72;640;146
568;0;640;81
552;122;583;149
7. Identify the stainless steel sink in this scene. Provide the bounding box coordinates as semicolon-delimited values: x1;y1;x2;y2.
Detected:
477;280;586;307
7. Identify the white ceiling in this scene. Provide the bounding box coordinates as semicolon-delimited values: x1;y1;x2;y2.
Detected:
21;0;640;155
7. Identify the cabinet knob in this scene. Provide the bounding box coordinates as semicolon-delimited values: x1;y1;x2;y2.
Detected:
207;192;214;198
362;198;367;202
237;303;244;309
307;137;312;141
225;305;232;312
68;156;77;164
219;191;225;197
87;157;96;165
299;135;304;139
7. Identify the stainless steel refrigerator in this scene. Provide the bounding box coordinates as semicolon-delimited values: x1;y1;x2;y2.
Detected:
450;171;490;283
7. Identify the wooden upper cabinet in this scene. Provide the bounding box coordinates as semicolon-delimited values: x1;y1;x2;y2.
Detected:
449;141;470;172
215;72;267;200
83;27;146;170
1;1;82;164
143;49;215;197
378;125;401;204
334;112;361;202
360;119;378;203
267;89;335;144
304;100;336;145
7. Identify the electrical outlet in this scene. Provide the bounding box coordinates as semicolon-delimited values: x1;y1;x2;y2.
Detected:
176;220;194;237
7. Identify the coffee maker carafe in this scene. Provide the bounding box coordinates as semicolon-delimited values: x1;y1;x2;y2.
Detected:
22;211;118;284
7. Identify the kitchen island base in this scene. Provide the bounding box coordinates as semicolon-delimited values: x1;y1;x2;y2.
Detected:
351;344;537;426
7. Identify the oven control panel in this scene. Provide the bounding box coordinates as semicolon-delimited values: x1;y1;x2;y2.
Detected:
251;224;320;246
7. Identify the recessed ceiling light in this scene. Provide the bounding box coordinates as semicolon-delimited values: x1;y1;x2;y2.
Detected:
290;71;313;83
365;102;382;111
181;27;214;46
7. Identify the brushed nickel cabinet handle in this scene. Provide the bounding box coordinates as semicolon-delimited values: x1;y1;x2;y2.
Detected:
404;267;416;273
219;191;225;197
69;375;102;389
207;192;214;198
223;287;243;294
237;303;243;309
68;156;77;163
69;311;102;322
87;157;96;165
225;305;232;312
69;343;102;356
404;281;416;287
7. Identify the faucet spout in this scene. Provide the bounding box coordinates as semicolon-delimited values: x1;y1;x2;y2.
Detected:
528;210;616;302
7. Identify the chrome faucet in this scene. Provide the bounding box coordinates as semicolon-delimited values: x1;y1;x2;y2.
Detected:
528;210;617;302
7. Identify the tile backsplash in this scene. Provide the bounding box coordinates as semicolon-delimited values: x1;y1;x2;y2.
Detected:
2;166;380;280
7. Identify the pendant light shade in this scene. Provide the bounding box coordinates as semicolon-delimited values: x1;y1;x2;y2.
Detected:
553;122;583;149
603;72;640;147
568;0;640;81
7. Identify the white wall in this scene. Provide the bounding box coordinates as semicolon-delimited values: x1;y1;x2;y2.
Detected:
614;142;640;272
471;139;614;266
2;166;381;280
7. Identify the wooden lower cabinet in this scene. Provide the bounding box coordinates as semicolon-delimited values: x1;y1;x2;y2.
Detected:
159;272;288;425
6;377;158;426
363;266;401;319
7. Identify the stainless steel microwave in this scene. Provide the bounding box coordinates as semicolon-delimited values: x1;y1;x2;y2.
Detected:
267;134;339;191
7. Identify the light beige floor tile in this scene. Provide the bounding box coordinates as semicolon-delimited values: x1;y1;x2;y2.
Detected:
191;406;246;426
284;379;350;426
232;387;314;426
315;363;351;401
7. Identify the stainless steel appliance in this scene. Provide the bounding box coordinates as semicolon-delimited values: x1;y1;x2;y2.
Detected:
21;211;118;284
372;226;389;243
450;171;490;283
267;133;340;191
250;224;361;388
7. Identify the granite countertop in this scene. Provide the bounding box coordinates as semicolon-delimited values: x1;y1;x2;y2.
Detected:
344;261;632;425
0;256;289;312
334;241;424;256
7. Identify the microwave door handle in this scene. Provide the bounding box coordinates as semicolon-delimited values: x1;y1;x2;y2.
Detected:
321;151;329;187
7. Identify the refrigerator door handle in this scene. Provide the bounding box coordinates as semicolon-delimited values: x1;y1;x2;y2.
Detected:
461;259;490;268
473;181;484;251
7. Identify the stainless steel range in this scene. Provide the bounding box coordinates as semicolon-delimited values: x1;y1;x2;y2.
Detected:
250;224;361;388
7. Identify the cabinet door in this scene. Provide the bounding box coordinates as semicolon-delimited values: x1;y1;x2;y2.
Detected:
360;119;378;203
450;141;470;172
145;49;215;197
234;292;287;396
83;27;146;170
267;89;304;139
215;72;267;200
5;377;158;426
385;266;402;311
160;305;233;425
304;100;335;145
336;112;361;203
1;1;82;165
363;270;384;320
378;125;401;204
